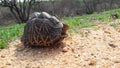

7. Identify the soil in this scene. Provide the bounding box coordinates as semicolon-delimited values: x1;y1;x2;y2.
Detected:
0;24;120;68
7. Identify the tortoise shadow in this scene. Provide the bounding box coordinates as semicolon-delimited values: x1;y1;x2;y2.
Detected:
15;43;65;61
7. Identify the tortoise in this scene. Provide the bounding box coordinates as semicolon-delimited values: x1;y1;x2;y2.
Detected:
21;12;69;46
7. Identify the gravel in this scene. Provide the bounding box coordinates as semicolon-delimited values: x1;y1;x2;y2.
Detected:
0;25;120;68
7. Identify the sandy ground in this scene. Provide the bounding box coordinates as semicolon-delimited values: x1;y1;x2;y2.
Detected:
0;24;120;68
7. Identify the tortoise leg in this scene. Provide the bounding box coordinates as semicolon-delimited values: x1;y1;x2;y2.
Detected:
62;24;69;35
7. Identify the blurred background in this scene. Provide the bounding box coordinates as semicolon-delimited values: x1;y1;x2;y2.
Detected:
0;0;120;25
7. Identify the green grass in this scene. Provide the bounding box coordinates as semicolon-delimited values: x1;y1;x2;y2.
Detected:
64;17;93;29
110;23;119;28
64;8;120;29
0;24;25;49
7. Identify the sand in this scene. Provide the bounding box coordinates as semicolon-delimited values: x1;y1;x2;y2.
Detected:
0;25;120;68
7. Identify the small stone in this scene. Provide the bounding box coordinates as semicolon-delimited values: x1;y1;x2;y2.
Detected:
1;55;5;58
104;31;111;34
62;59;68;64
6;63;11;65
74;54;80;58
62;47;70;52
112;58;120;63
116;28;120;32
1;66;6;68
69;46;75;52
70;42;73;44
114;63;120;68
88;60;96;65
101;60;111;68
109;43;116;48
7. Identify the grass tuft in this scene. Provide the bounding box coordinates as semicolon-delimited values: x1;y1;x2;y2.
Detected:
64;8;120;29
0;24;25;49
64;17;93;29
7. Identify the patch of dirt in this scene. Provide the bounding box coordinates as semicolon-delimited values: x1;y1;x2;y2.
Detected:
0;25;120;68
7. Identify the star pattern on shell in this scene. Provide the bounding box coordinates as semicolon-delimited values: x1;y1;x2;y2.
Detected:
21;12;69;46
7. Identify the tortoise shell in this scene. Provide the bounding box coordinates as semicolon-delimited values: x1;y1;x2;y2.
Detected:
21;12;69;46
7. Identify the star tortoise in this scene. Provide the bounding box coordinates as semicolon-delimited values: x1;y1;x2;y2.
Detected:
21;12;69;46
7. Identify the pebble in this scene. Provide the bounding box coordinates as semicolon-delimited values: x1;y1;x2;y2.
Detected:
62;47;70;52
108;43;116;48
114;63;120;68
6;63;11;65
62;59;68;64
104;31;111;34
88;60;96;65
0;66;6;68
101;60;111;68
74;54;80;58
112;58;120;63
1;55;5;58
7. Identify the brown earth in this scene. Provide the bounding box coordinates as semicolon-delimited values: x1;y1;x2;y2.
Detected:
0;24;120;68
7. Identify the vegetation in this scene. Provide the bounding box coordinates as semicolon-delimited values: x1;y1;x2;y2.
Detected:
32;0;120;17
0;8;120;49
0;24;25;49
0;0;35;23
64;8;120;28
